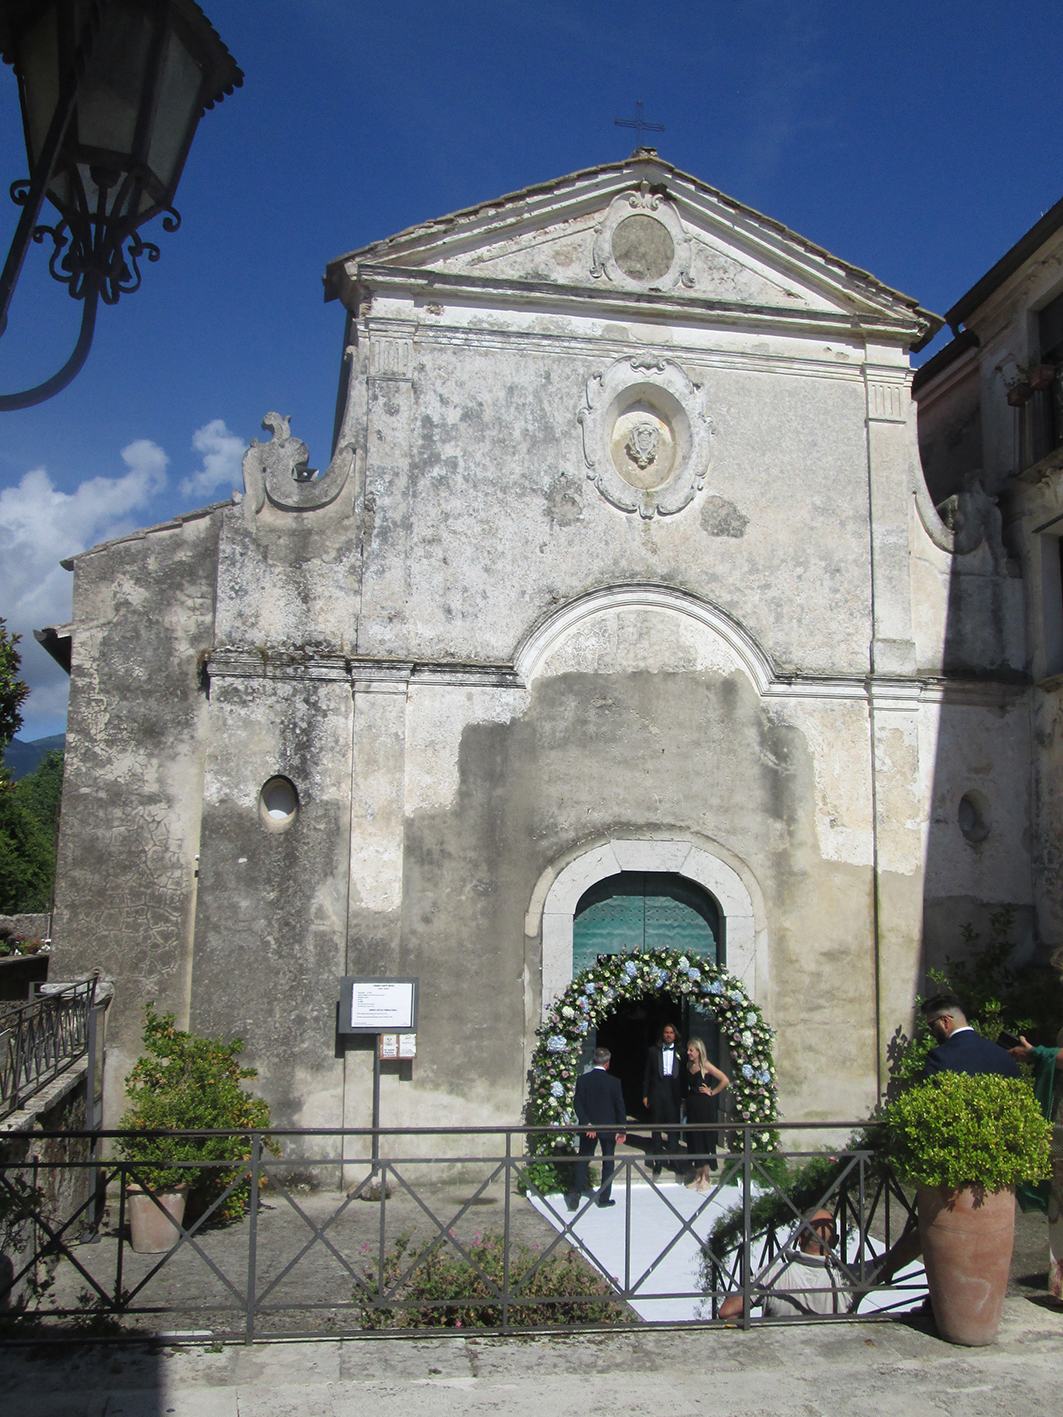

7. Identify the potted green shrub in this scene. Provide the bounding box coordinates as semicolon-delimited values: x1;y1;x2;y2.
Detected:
118;1005;274;1253
887;1072;1050;1345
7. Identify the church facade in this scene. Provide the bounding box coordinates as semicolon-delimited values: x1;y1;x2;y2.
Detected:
46;152;1031;1137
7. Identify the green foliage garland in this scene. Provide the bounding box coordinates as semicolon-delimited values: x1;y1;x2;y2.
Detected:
887;1071;1051;1191
526;947;778;1158
118;1005;276;1222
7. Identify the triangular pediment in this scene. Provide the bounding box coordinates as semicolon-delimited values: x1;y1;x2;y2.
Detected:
325;154;939;346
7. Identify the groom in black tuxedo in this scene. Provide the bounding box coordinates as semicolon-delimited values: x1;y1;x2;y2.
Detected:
643;1022;683;1175
566;1047;627;1210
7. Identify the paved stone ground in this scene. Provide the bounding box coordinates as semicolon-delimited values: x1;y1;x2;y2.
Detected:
1;1295;1061;1416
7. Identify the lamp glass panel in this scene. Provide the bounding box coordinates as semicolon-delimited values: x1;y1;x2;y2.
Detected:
17;5;61;169
145;29;204;194
74;1;153;160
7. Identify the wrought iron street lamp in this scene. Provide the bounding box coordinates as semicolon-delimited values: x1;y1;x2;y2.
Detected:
0;0;241;409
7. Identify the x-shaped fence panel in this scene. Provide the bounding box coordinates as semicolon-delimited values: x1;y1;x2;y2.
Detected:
0;1123;926;1340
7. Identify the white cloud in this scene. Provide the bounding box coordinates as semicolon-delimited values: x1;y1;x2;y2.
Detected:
178;419;246;501
0;438;168;740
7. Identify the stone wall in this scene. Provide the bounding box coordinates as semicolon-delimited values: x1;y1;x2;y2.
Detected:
0;1061;92;1312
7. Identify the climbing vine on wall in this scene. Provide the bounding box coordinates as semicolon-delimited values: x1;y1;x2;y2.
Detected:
526;946;779;1157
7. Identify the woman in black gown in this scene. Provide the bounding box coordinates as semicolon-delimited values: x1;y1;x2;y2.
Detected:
682;1038;730;1190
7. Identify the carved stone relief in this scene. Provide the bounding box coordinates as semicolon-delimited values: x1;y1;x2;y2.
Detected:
590;183;694;291
577;357;713;518
241;413;357;521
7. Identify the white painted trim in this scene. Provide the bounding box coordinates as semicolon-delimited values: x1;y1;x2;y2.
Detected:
535;837;761;1018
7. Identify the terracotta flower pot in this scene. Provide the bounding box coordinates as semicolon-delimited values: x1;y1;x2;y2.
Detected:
127;1184;188;1254
917;1183;1015;1345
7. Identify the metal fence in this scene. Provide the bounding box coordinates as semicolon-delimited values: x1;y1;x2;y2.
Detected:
0;974;99;1119
0;1121;926;1342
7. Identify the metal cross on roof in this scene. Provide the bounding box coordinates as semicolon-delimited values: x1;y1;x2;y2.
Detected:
614;100;665;149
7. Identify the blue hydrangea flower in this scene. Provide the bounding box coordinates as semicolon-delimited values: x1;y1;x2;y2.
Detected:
550;1081;565;1098
577;1019;589;1034
677;957;690;973
688;968;701;982
546;1035;567;1053
584;982;596;994
742;1064;754;1080
708;980;724;995
759;1070;771;1084
624;961;638;978
578;996;590;1011
730;990;744;1003
746;1011;758;1026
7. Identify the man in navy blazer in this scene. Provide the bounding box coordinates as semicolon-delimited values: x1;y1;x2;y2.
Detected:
863;990;1020;1297
566;1047;627;1211
923;992;1020;1079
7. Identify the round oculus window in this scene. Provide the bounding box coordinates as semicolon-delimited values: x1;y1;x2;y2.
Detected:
260;776;298;829
611;214;675;282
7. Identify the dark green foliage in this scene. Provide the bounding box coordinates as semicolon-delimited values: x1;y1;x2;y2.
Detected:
932;906;1061;1047
117;1006;276;1223
0;748;63;913
887;1072;1051;1190
886;905;1062;1089
706;1137;879;1259
0;619;29;754
356;1229;625;1329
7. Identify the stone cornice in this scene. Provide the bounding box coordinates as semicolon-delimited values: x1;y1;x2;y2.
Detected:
204;646;1027;706
354;264;925;345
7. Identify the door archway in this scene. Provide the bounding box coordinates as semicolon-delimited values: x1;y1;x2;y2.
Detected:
573;872;723;1117
532;837;763;1016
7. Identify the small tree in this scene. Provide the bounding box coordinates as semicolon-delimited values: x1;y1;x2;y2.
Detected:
0;618;30;769
118;1006;276;1224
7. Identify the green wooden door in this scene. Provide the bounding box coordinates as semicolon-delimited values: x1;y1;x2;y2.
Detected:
572;872;721;973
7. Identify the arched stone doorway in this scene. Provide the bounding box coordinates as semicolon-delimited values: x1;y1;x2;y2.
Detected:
573;871;723;1117
531;836;762;1013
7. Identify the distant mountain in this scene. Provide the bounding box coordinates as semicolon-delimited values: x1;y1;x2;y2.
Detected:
2;734;65;781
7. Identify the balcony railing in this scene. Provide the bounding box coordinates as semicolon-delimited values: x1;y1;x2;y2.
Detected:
0;975;99;1119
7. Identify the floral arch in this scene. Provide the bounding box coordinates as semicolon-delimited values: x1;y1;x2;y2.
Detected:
527;946;778;1157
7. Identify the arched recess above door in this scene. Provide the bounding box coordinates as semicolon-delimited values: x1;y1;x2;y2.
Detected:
529;836;764;1018
514;584;777;692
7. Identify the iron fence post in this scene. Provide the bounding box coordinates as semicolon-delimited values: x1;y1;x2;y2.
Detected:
741;1124;752;1331
245;1132;261;1345
502;1130;511;1333
115;1166;126;1307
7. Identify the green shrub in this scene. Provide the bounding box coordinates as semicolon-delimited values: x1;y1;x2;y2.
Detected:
887;1072;1051;1191
705;1138;876;1264
117;1005;276;1223
356;1229;625;1329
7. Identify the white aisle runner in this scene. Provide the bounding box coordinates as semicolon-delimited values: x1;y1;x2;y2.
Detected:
528;1180;927;1322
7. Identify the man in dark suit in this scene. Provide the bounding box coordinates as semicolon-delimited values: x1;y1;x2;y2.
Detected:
642;1022;684;1175
864;991;1020;1295
923;992;1020;1078
566;1047;627;1210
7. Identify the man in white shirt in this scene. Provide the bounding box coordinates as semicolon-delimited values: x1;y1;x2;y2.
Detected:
719;1210;841;1320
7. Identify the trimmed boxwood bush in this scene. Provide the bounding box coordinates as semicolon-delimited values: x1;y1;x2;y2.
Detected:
887;1072;1051;1191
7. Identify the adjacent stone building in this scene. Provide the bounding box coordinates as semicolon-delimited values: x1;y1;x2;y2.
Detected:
914;195;1063;965
43;151;1035;1139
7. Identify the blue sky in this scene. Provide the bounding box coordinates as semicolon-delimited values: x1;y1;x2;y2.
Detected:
1;0;1060;739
